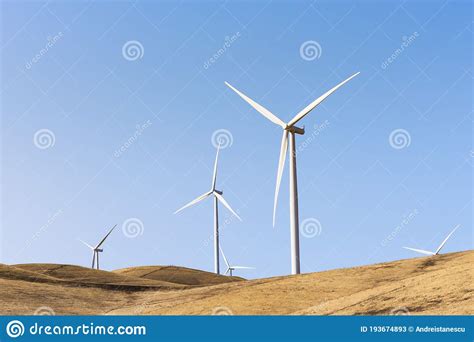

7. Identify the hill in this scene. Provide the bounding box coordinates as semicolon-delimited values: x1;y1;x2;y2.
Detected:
0;251;472;315
12;264;186;290
113;265;243;286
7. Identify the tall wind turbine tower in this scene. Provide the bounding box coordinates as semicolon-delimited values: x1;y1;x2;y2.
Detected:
225;72;359;274
175;144;242;274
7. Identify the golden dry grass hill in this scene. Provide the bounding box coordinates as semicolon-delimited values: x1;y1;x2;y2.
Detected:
0;250;472;315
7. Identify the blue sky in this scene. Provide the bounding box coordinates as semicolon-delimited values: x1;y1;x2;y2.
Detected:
1;0;472;278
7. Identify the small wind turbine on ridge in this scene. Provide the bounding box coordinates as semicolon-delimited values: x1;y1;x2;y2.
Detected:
79;224;117;270
220;245;255;276
404;224;461;256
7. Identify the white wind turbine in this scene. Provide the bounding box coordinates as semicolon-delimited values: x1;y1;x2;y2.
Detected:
220;245;254;276
79;224;117;270
404;224;461;256
174;144;242;274
225;72;359;274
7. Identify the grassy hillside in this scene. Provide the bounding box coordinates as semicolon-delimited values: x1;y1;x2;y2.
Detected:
1;251;472;315
114;265;243;286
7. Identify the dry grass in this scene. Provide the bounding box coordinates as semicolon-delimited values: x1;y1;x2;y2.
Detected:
1;250;472;315
114;265;243;286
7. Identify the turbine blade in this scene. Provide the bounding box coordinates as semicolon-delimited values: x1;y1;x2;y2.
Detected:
214;192;242;221
211;144;221;190
174;191;212;214
96;224;117;249
225;267;230;275
435;224;461;254
288;72;360;127
219;245;230;269
225;82;286;128
403;247;435;256
231;266;255;270
273;130;288;227
78;239;94;250
91;252;96;269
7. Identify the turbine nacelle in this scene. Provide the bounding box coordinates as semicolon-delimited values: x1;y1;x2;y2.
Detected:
285;125;305;135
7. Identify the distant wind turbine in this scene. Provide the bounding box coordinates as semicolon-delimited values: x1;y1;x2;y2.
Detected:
225;72;360;274
220;245;254;276
174;144;242;274
403;224;461;256
79;224;117;270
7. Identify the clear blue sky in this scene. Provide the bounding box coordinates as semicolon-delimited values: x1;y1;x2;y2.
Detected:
1;0;472;278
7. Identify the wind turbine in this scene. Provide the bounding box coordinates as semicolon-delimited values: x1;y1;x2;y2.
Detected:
79;224;117;270
174;144;242;274
404;224;461;256
225;72;359;274
220;245;254;276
